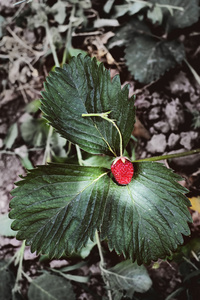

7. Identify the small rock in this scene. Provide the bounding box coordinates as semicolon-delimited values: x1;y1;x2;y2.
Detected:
180;131;199;150
154;121;170;133
149;107;160;120
146;134;167;153
168;133;180;149
0;124;8;134
135;99;151;109
165;99;184;130
149;127;157;134
152;92;163;106
169;71;192;95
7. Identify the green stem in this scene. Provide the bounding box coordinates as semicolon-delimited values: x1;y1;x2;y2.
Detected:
155;3;184;11
45;21;59;67
95;231;113;300
44;21;59;163
95;231;105;267
183;256;198;271
129;0;184;11
14;0;32;5
42;125;54;164
134;148;200;162
21;270;33;283
82;111;123;157
12;240;26;292
184;59;200;86
62;4;75;65
66;141;72;157
75;144;84;166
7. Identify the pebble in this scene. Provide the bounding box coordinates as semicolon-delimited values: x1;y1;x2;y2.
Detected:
180;131;199;150
0;124;7;134
154;121;170;133
146;134;167;153
149;107;160;120
151;92;163;106
168;133;180;149
165;99;184;130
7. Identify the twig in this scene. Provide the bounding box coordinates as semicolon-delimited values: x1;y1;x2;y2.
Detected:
6;27;39;55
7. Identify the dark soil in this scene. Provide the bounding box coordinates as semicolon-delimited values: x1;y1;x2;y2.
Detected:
0;1;200;300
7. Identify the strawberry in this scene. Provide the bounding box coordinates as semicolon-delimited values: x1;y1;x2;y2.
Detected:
111;157;134;185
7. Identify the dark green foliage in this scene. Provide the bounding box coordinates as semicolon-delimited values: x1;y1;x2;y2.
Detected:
10;162;192;264
41;55;135;156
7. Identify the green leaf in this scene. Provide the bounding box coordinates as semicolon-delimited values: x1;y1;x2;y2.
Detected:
77;238;97;259
108;19;150;49
4;123;18;149
68;47;88;58
20;116;49;147
151;0;200;29
101;162;192;264
0;261;15;300
0;213;17;237
51;268;89;283
51;0;67;25
83;154;113;169
27;273;76;300
147;6;163;25
10;161;192;264
25;99;41;113
10;163;109;258
102;260;152;296
50;131;67;158
104;0;115;14
114;2;147;18
41;54;135;156
125;36;185;84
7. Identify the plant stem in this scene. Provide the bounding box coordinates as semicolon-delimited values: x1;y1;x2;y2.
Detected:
45;21;59;68
44;20;60;163
134;148;200;162
95;231;113;300
183;256;198;271
42;125;54;164
66;141;72;157
13;240;26;292
129;0;184;11
21;270;33;283
184;59;200;86
14;0;32;6
62;4;75;65
75;144;84;166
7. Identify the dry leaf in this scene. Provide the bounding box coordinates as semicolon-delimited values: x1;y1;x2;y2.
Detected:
132;117;151;140
189;196;200;213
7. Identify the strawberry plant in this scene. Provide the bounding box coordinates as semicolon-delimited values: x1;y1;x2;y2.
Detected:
106;0;200;84
9;54;193;269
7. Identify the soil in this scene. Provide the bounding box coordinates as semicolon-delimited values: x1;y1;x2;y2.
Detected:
0;1;200;300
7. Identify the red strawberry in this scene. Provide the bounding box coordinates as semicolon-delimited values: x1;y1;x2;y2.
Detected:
111;157;134;185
